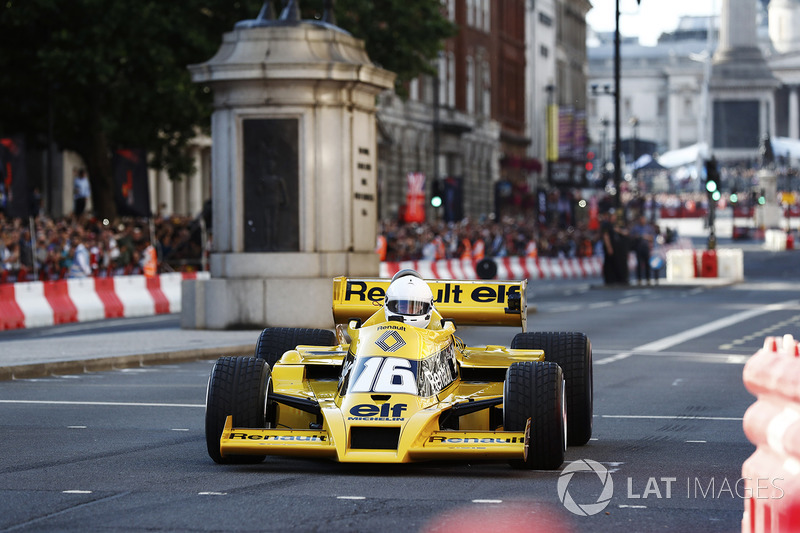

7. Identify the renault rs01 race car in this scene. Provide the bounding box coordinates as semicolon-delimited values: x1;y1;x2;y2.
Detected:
205;270;593;469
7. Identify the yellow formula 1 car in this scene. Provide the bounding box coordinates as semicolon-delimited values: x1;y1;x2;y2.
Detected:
205;271;593;469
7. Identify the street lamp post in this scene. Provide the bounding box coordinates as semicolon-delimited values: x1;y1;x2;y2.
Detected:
629;115;639;191
613;0;622;209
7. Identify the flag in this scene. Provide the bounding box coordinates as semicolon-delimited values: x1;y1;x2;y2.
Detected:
113;149;151;217
0;136;29;219
404;172;426;223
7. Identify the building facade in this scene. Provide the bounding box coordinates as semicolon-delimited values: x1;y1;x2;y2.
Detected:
587;0;800;172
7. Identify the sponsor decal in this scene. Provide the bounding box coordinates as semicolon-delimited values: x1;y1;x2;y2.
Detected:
418;343;458;398
376;330;406;352
377;325;406;331
344;281;521;306
427;436;523;444
228;433;327;442
348;403;407;420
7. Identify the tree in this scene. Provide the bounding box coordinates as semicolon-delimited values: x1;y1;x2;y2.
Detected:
303;0;458;96
0;0;456;219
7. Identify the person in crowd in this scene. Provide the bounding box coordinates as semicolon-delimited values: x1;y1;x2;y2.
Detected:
68;232;92;278
73;168;91;217
630;214;656;285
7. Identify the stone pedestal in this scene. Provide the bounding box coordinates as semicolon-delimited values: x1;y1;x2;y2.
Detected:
755;169;783;229
182;20;395;329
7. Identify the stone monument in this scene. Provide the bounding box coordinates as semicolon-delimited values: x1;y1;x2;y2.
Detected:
182;0;395;329
756;134;783;230
709;0;779;160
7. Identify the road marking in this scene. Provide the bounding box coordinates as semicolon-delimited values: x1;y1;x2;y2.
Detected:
0;400;202;408
618;504;647;509
472;500;503;504
171;428;190;431
686;440;707;443
601;415;742;421
596;299;800;365
672;379;684;386
337;496;366;500
199;492;227;496
67;425;87;429
63;490;93;494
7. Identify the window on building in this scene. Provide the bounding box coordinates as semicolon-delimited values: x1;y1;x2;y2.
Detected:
447;52;456;107
409;78;419;101
466;56;475;114
467;0;475;26
657;96;666;117
539;12;553;26
540;45;549;58
483;0;490;31
438;53;447;106
684;97;693;117
482;60;491;117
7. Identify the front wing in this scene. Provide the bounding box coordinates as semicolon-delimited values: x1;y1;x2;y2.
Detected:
219;416;531;463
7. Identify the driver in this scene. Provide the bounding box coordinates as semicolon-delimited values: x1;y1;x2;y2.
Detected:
384;269;435;328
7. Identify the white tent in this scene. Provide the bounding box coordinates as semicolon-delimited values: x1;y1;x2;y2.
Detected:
771;136;800;159
656;142;709;169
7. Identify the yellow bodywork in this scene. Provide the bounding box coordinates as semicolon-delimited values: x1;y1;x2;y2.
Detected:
219;278;542;463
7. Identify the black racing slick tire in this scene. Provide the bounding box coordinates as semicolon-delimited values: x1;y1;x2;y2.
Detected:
511;331;593;446
205;356;272;464
503;361;566;470
254;327;337;368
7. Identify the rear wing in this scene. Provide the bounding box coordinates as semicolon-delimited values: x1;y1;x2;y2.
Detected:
332;277;527;331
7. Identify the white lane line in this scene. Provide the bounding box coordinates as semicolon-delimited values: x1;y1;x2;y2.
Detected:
171;428;190;432
0;400;202;408
601;415;742;421
618;504;647;509
596;299;800;365
33;316;169;337
337;496;366;500
686;440;707;443
63;490;93;494
67;425;87;429
472;500;503;504
199;492;227;496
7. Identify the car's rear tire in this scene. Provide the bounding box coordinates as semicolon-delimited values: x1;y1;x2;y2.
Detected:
205;356;272;464
254;327;337;368
511;331;593;446
504;361;565;470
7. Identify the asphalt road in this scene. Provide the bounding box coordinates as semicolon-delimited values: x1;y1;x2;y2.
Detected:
0;245;798;532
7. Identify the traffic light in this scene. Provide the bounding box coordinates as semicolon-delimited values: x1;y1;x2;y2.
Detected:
585;151;595;172
704;158;719;194
430;179;443;208
730;192;738;203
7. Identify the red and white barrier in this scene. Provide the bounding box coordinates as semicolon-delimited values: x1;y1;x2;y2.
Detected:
0;272;209;331
666;248;744;282
380;256;606;280
741;334;800;533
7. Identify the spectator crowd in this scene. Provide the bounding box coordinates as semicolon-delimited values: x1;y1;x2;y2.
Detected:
0;212;207;284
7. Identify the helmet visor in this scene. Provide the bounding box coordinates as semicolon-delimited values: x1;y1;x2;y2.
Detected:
387;299;431;316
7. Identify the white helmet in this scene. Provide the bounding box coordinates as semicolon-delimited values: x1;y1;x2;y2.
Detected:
384;270;434;328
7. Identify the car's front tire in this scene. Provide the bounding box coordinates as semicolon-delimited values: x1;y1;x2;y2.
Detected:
512;331;593;446
503;361;565;470
205;356;272;464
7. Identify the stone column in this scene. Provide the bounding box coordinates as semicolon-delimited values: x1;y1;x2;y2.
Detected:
182;7;395;329
789;85;800;140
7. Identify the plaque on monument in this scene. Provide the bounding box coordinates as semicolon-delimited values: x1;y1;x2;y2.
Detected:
712;101;760;149
243;118;300;252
